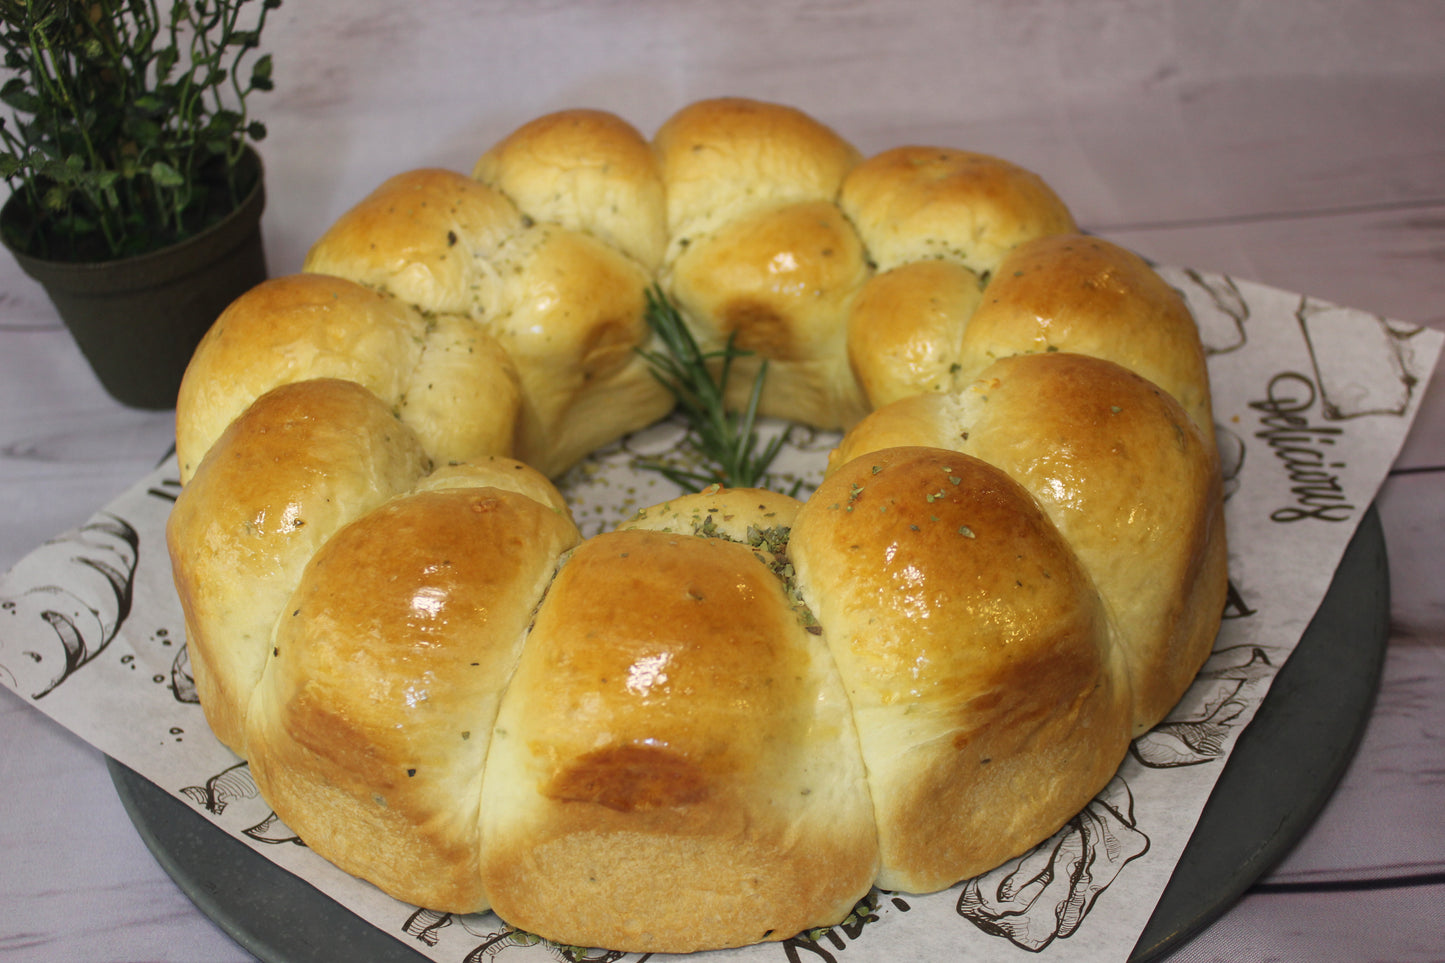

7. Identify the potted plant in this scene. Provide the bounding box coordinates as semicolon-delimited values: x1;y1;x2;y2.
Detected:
0;0;280;409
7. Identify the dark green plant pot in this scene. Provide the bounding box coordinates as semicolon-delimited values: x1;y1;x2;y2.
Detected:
1;150;269;410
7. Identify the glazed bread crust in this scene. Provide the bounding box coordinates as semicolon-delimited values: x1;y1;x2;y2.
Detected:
173;273;522;483
167;378;431;750
246;481;580;913
790;447;1132;892
839;145;1077;276
831;351;1226;735
480;505;878;952
167;97;1228;954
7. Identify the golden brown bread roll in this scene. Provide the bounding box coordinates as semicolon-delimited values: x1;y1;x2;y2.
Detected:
828;352;1226;735
479;491;877;952
300;162;672;478
167;378;431;751
246;479;580;913
846;258;986;407
957;234;1216;444
667;198;873;426
300;168;525;313
173;273;521;484
168;97;1228;953
839;145;1077;275
653;97;862;252
473;108;668;271
180;98;1098;479
790;447;1132;891
476;223;666;475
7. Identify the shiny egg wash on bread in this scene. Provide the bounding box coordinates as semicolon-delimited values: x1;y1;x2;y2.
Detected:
167;98;1225;954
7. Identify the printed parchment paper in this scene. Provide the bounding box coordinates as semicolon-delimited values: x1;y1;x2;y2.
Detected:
2;266;1440;963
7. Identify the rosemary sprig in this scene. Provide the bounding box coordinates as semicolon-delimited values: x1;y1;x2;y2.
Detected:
635;284;790;491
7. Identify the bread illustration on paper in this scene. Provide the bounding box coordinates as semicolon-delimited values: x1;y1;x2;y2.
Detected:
0;513;139;699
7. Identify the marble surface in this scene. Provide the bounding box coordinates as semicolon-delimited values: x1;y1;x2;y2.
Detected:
2;2;1442;960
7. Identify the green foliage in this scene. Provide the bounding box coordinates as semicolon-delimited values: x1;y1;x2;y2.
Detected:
636;284;793;492
0;0;280;260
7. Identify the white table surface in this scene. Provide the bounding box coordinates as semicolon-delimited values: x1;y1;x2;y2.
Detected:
2;2;1443;960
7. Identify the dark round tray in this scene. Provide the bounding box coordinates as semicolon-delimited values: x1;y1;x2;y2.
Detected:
109;506;1389;962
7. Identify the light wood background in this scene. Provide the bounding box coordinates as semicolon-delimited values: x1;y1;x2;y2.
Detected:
2;2;1442;960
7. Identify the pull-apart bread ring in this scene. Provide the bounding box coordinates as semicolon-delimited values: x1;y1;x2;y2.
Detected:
167;97;1227;954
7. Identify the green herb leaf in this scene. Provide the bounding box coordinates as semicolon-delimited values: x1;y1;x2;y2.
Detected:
635;284;791;492
0;0;282;259
150;161;185;188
